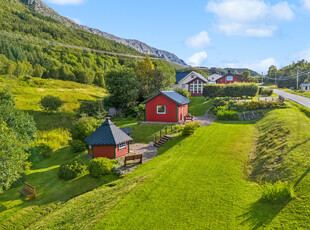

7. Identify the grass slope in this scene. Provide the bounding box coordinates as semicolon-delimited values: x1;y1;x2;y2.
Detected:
0;76;107;149
188;97;214;116
29;122;263;229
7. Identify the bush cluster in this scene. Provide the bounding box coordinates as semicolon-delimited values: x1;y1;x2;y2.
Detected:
262;181;295;203
259;88;273;96
217;110;240;121
40;95;63;112
58;161;86;180
203;83;258;98
174;88;191;99
27;143;53;164
78;100;106;118
70;140;86;153
181;122;200;136
89;157;114;178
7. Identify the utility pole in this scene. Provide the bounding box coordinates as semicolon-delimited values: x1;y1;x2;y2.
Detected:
275;73;277;86
262;72;264;84
297;69;299;90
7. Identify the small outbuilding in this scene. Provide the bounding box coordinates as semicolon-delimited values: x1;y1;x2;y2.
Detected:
84;118;133;159
301;83;310;92
141;91;191;123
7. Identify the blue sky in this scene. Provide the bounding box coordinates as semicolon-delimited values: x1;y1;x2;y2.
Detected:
42;0;310;73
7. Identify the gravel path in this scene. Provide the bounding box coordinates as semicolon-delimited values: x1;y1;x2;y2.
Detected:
116;143;157;174
193;109;215;127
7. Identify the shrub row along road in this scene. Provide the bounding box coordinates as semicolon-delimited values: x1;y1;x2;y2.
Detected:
273;89;310;109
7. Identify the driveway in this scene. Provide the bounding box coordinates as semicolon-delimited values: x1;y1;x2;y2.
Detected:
273;89;310;109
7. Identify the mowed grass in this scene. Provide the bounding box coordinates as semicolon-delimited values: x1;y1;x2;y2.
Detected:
0;147;118;229
113;117;167;143
0;75;107;149
188;96;214;116
29;122;264;229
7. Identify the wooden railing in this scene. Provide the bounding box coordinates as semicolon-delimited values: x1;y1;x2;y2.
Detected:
153;126;177;144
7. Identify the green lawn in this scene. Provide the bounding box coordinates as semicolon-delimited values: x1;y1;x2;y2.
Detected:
0;147;118;229
113;117;167;143
188;96;214;116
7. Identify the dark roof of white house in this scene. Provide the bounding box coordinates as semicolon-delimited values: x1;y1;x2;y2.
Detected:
175;71;208;83
141;91;191;106
84;119;133;146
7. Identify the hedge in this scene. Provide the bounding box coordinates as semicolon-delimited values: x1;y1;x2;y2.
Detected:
203;83;258;98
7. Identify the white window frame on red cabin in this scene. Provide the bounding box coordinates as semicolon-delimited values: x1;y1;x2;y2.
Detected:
226;75;233;81
118;142;126;150
157;105;166;114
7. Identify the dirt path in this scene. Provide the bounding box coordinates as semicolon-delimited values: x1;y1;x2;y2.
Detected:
193;109;215;127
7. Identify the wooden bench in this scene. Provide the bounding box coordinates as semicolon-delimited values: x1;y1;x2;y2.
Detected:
184;114;194;122
19;182;36;200
124;154;142;166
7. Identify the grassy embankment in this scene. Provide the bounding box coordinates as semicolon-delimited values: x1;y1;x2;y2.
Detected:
188;96;214;116
0;75;107;149
1;80;309;229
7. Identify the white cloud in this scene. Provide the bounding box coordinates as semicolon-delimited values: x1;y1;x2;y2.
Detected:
303;0;310;10
206;0;294;37
295;46;310;61
224;58;278;73
186;31;211;49
45;0;85;5
187;51;208;66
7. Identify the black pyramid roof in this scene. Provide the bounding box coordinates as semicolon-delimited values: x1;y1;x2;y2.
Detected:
84;119;133;146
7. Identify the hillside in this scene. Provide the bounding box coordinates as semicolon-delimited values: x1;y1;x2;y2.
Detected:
19;0;186;66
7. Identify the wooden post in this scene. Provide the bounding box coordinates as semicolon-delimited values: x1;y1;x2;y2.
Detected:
165;127;167;135
154;134;157;143
160;129;162;139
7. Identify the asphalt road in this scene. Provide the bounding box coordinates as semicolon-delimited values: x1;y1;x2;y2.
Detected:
273;89;310;109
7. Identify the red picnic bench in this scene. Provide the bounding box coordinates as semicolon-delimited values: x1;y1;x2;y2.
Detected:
124;154;143;166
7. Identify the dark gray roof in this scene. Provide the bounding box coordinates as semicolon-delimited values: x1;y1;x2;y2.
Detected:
84;119;133;146
141;91;191;105
175;72;191;83
120;127;132;135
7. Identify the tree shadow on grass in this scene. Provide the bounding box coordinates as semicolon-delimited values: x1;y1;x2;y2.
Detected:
238;198;291;230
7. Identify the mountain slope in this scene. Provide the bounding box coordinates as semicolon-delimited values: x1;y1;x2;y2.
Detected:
20;0;187;66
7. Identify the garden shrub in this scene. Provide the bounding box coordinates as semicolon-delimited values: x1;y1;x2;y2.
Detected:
262;181;295;203
70;140;86;153
260;88;273;96
217;110;240;121
89;157;114;178
40;95;63;112
174;88;191;99
216;100;228;107
124;106;140;118
182;122;200;136
78;100;106;118
28;143;53;164
70;116;100;141
58;161;87;180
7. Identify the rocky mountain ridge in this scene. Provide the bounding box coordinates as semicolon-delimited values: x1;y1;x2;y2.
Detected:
19;0;187;66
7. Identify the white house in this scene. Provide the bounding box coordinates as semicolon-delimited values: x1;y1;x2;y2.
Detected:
301;83;310;92
173;71;208;96
207;73;223;84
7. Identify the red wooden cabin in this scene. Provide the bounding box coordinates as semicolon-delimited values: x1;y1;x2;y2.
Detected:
141;91;191;123
216;73;247;85
84;118;133;159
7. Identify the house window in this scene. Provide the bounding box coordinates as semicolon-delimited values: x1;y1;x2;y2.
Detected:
226;75;233;81
118;142;126;150
157;105;166;114
182;84;186;88
191;74;194;78
189;80;204;94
